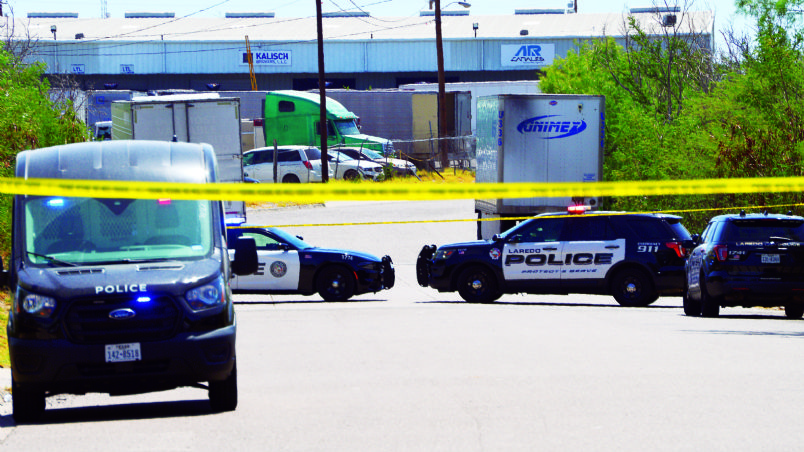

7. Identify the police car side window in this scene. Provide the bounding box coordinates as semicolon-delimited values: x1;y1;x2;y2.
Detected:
512;219;565;243
242;231;282;250
565;217;616;241
700;222;715;244
623;218;667;241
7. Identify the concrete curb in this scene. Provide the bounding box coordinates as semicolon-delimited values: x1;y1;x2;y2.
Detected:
0;367;10;418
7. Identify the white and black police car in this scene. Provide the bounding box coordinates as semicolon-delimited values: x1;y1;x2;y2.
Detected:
227;220;394;301
417;207;692;305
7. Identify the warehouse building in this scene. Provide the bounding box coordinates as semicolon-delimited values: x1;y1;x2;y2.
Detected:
15;6;714;92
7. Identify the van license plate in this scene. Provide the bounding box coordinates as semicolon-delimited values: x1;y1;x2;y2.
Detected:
105;343;142;363
761;254;781;264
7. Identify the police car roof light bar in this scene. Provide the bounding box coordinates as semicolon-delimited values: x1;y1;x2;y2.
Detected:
567;205;590;214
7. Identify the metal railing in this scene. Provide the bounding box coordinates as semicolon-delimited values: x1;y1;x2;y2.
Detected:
390;135;476;172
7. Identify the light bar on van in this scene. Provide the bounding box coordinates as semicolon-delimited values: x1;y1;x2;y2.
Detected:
157;199;172;205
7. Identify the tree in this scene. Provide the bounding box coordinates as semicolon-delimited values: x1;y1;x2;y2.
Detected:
539;0;804;231
0;47;87;253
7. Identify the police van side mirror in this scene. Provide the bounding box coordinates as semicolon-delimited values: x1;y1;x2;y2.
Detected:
491;234;503;242
231;236;259;276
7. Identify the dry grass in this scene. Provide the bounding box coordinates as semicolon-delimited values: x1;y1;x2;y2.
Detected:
0;292;9;369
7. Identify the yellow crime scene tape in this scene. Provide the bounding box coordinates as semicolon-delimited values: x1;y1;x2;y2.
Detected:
4;176;804;203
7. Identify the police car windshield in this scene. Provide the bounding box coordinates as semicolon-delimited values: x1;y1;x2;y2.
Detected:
270;227;313;250
23;197;214;265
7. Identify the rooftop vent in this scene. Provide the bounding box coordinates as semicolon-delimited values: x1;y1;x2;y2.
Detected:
322;11;370;18
27;12;79;18
520;29;529;36
225;12;276;18
124;12;176;18
629;6;681;14
420;9;470;16
75;33;84;39
515;9;565;15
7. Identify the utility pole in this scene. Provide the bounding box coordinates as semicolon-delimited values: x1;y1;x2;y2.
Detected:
316;0;329;182
433;0;448;170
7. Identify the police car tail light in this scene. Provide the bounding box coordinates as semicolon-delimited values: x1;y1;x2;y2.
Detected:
665;242;685;258
186;275;225;311
304;161;313;170
567;205;590;215
713;245;728;262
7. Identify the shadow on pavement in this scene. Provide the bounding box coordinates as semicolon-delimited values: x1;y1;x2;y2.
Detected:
12;399;213;425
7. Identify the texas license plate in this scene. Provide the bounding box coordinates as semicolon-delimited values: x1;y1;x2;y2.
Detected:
761;254;781;264
105;343;142;363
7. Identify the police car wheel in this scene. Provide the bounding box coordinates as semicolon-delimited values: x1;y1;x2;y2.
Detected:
12;375;46;424
457;265;500;304
699;271;720;317
611;268;657;307
209;360;238;412
682;287;701;317
344;169;360;180
785;304;804;319
317;266;356;301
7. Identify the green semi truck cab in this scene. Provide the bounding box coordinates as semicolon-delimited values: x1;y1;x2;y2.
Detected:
262;90;394;155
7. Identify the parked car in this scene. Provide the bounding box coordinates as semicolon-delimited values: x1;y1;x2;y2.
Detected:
684;211;804;318
335;147;418;177
326;150;384;181
417;207;692;305
243;146;323;183
226;219;395;301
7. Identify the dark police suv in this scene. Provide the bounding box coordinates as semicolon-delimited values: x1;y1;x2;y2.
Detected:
417;208;692;305
684;211;804;318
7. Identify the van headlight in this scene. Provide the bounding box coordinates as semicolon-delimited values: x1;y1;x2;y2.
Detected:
186;275;225;311
21;292;56;317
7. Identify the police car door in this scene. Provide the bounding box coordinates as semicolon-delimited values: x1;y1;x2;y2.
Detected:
502;217;565;286
561;215;624;287
230;229;301;291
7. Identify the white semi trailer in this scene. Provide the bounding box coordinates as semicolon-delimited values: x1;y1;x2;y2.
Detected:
111;94;246;219
475;94;605;240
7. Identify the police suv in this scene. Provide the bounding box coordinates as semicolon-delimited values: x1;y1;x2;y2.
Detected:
684;211;804;318
417;208;692;305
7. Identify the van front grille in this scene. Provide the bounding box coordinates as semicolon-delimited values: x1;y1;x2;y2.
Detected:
64;295;180;344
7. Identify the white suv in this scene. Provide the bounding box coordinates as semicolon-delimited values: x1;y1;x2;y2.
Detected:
327;150;384;181
243;146;323;183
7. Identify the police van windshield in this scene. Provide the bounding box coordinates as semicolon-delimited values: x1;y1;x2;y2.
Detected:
334;119;360;136
24;197;213;265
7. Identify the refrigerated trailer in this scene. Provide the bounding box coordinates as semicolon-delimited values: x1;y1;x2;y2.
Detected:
475;94;605;240
111;94;246;219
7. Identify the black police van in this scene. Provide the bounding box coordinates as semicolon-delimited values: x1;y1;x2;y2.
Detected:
417;208;692;305
685;211;804;318
4;141;258;423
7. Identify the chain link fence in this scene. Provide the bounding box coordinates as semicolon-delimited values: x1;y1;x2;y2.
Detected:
391;136;476;172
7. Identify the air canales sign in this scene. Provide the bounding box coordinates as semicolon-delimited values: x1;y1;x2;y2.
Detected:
500;44;555;67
